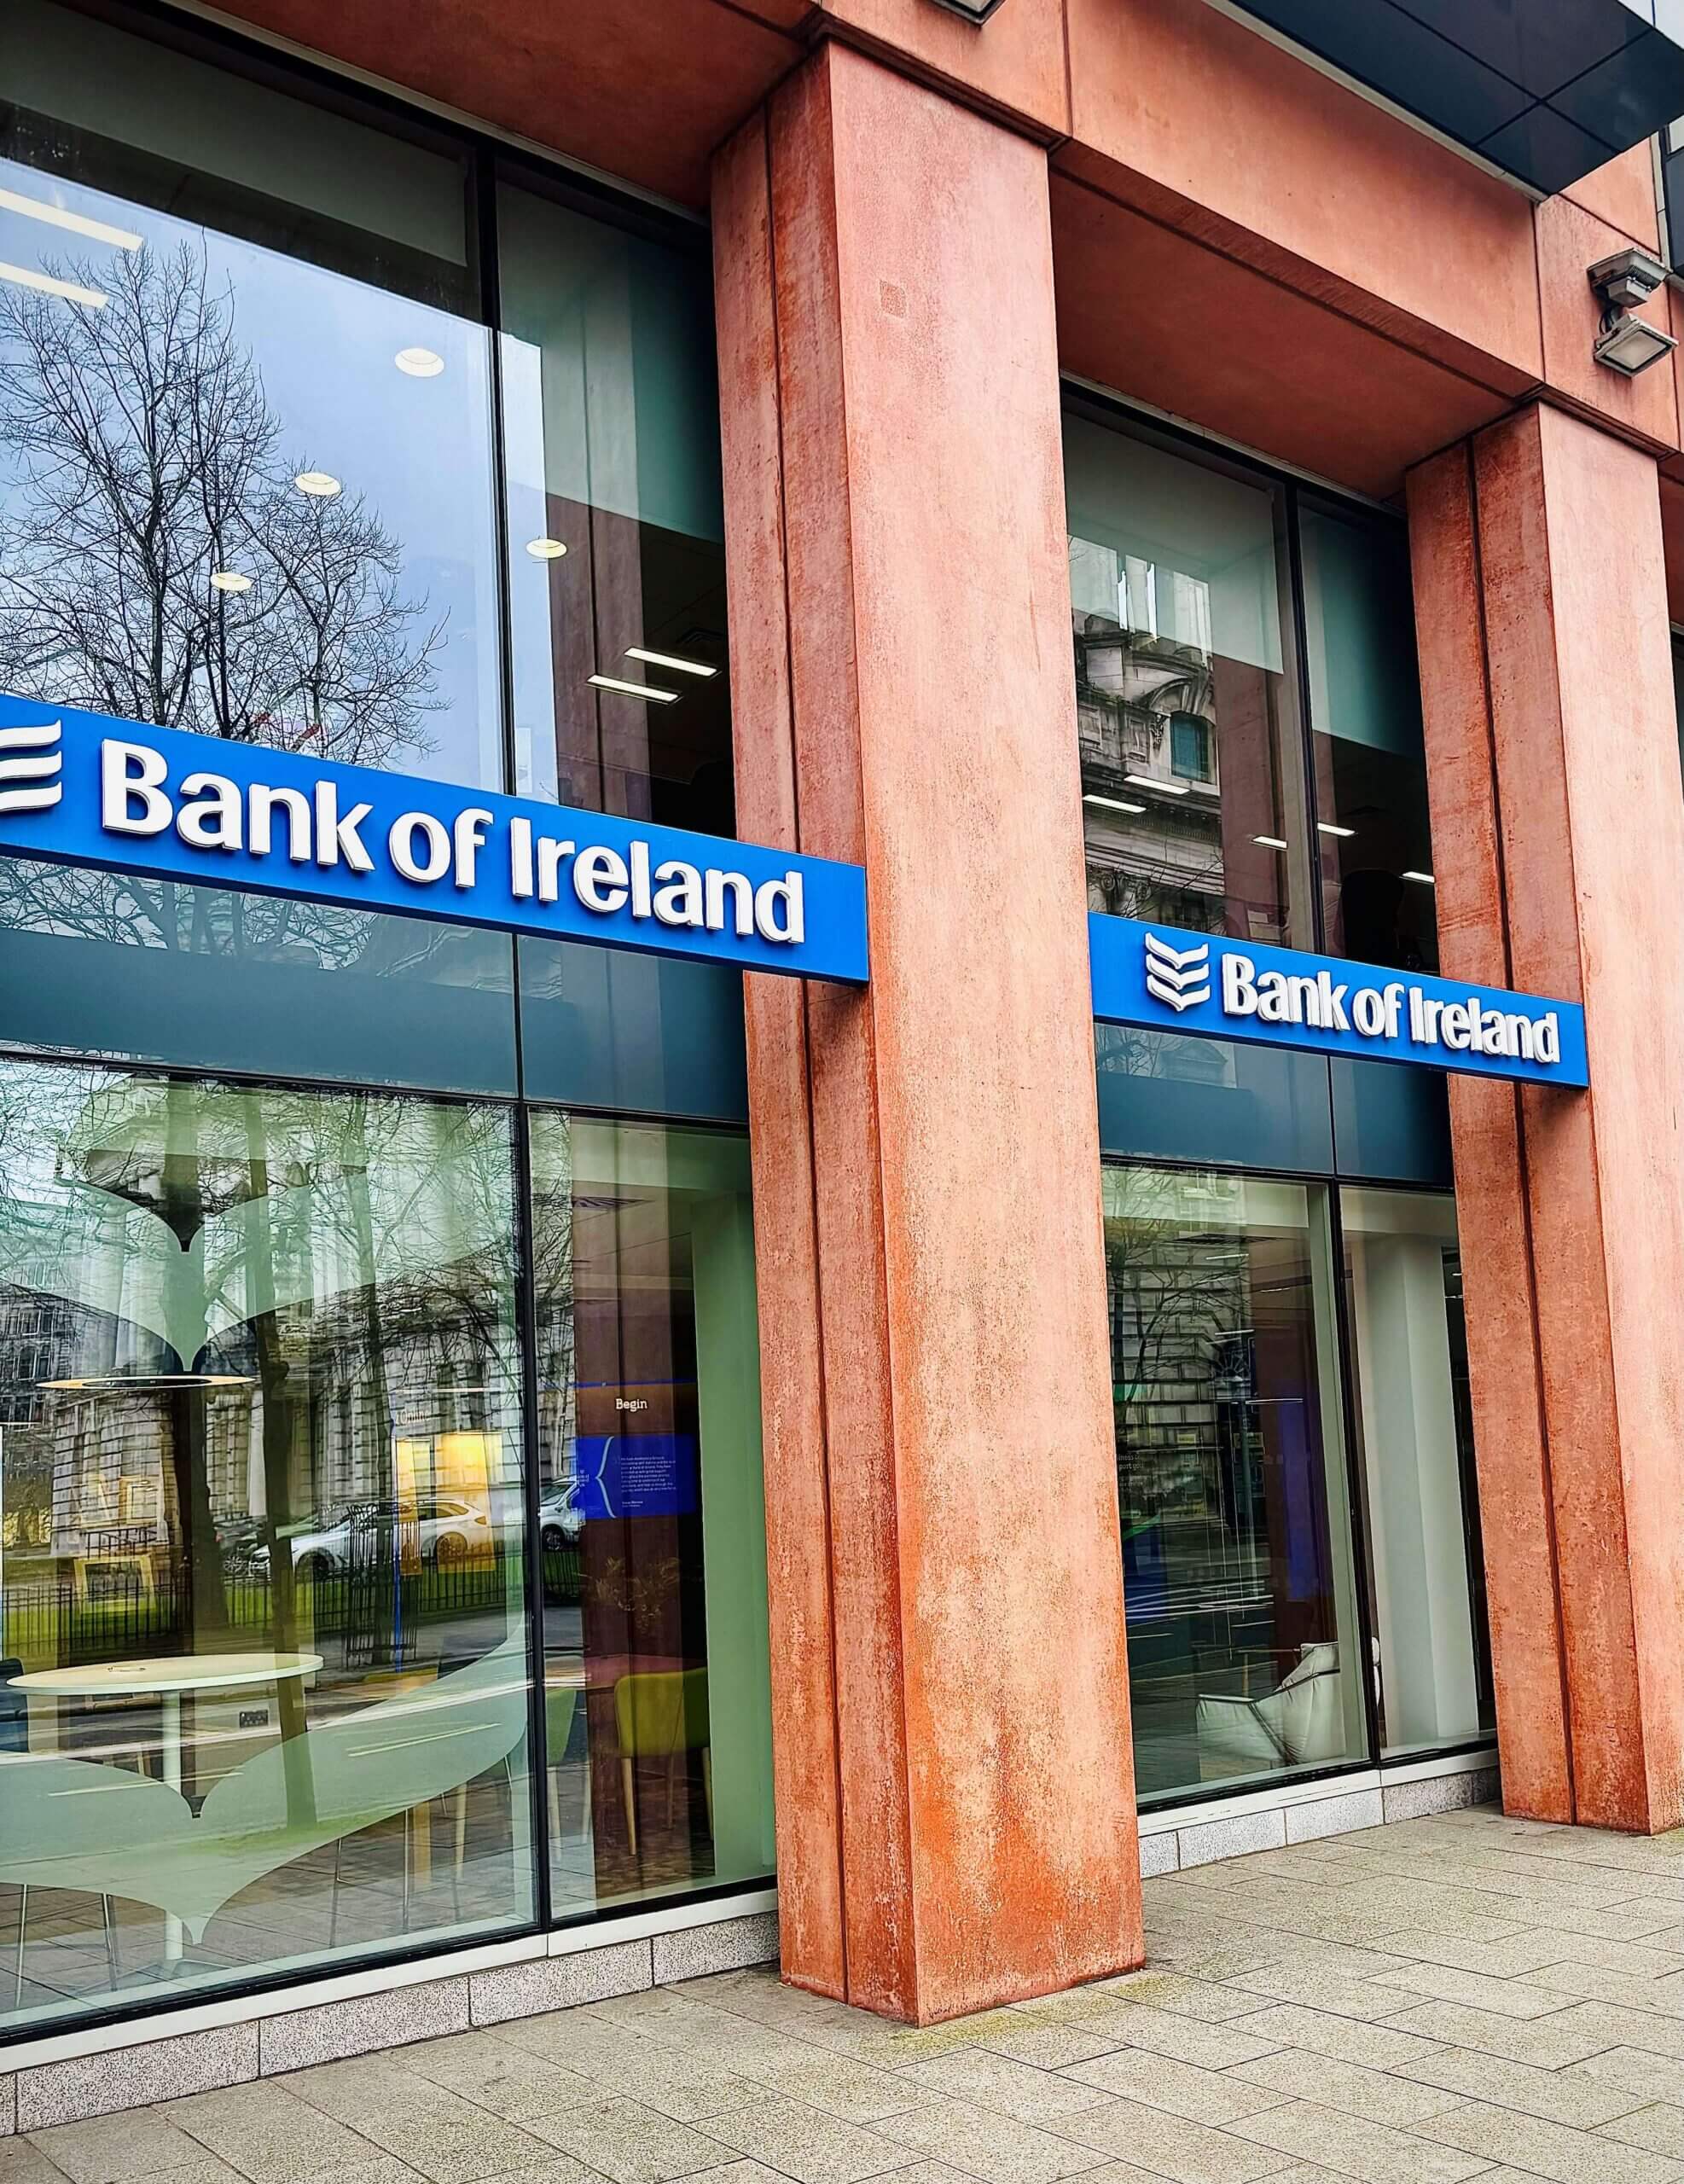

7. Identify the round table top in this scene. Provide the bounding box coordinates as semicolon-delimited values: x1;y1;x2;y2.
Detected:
12;1652;324;1697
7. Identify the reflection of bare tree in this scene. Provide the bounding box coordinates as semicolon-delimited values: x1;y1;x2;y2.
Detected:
0;242;446;967
0;242;441;757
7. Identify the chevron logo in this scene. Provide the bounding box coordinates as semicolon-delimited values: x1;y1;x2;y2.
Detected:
0;717;63;814
1143;929;1211;1013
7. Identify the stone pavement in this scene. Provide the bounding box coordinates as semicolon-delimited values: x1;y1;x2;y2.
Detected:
19;1802;1684;2184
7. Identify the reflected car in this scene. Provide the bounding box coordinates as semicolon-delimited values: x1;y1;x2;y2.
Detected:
250;1494;491;1577
539;1481;584;1552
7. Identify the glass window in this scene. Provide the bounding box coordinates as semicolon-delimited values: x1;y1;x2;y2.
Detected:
529;1115;774;1912
0;0;515;1083
1301;500;1437;973
498;179;732;830
1065;410;1311;948
1341;1187;1494;1759
0;1059;531;2034
1103;1164;1365;1803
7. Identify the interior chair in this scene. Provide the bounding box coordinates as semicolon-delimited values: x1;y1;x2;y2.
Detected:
612;1667;710;1858
1194;1642;1344;1779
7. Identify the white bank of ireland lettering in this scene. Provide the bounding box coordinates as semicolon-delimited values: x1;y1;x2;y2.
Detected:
1092;915;1587;1088
0;695;869;984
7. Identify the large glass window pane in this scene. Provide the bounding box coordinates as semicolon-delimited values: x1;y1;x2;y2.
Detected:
498;173;746;1118
529;1114;773;1913
498;178;732;828
1104;1165;1366;1802
1066;410;1311;949
1300;500;1437;973
1341;1187;1494;1759
0;1060;532;2035
0;0;514;1085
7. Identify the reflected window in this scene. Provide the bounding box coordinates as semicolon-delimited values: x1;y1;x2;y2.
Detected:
529;1116;773;1912
1342;1187;1494;1759
1301;501;1437;973
0;1059;531;2033
1103;1164;1364;1803
1065;410;1309;948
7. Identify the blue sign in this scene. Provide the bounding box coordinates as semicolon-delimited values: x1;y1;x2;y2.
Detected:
573;1434;699;1521
1089;914;1588;1088
0;694;868;984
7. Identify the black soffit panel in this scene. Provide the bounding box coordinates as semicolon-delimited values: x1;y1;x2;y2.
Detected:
1226;0;1684;195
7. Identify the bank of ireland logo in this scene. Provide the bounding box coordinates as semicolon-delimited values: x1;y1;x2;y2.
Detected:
1143;929;1211;1013
0;717;63;813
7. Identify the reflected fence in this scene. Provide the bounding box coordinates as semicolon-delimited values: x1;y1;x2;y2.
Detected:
1;1547;583;1671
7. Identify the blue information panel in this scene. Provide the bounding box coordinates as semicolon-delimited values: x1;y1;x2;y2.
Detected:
572;1434;699;1522
1089;914;1588;1089
0;694;868;985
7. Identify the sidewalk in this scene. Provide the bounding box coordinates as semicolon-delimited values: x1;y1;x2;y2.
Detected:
14;1803;1684;2184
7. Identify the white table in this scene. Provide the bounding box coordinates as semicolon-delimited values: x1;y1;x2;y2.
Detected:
12;1653;322;1963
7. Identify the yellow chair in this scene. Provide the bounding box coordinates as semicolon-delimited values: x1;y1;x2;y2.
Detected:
612;1668;709;1856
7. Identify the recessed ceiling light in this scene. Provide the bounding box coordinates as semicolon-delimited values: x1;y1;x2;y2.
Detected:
210;570;252;594
1402;869;1435;885
294;471;342;498
1253;834;1288;851
1317;822;1356;838
624;646;717;679
588;673;680;705
0;259;105;308
0;186;142;250
1124;773;1188;796
1083;793;1146;816
526;537;568;560
394;346;444;378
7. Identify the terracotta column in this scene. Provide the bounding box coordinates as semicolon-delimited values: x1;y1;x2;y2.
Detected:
711;40;1141;2023
1407;404;1684;1834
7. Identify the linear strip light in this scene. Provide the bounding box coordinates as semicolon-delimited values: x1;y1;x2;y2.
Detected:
588;673;680;705
0;186;142;251
1084;793;1147;816
1253;834;1288;850
0;259;106;308
624;646;717;679
1316;821;1356;838
1402;869;1435;885
1124;773;1188;796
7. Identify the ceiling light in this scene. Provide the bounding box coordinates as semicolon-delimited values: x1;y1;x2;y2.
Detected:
588;673;680;705
1587;247;1677;378
0;259;105;308
293;471;341;497
1083;793;1147;816
394;346;444;378
624;646;717;679
210;570;252;594
526;537;567;560
1124;773;1188;796
1317;822;1356;838
1402;869;1435;886
40;1373;255;1392
0;186;142;251
1253;834;1287;851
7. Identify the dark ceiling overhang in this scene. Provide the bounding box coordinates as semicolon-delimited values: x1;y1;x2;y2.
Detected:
1222;0;1684;195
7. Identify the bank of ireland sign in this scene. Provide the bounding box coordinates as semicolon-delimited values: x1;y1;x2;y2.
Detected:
0;694;868;984
1090;914;1588;1089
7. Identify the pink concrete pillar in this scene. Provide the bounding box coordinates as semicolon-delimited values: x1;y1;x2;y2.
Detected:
1408;405;1684;1834
711;41;1142;2022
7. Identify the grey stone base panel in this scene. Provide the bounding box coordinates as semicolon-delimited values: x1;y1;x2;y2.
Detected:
0;1908;778;2135
1136;1763;1500;1876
